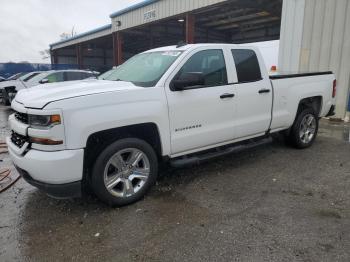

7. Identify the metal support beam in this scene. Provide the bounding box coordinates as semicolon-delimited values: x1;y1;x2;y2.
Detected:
149;26;154;48
186;13;195;44
113;32;123;66
103;48;107;66
50;50;58;65
76;44;83;69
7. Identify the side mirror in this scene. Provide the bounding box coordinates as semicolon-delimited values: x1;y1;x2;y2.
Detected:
39;78;49;84
171;72;205;91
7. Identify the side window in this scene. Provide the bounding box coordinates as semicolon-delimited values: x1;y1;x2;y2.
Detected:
65;72;83;81
231;49;261;83
23;73;40;82
46;72;64;83
175;49;228;88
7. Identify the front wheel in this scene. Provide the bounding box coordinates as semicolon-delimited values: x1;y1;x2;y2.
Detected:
91;138;158;207
2;89;10;106
8;91;17;103
287;108;319;149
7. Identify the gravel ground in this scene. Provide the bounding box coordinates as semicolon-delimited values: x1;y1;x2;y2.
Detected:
0;105;349;262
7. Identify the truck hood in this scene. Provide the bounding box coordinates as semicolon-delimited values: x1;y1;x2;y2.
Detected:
15;79;140;109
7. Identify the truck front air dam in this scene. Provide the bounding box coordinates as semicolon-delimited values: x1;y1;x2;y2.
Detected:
15;166;82;198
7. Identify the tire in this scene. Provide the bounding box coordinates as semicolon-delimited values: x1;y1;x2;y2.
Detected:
8;91;17;103
287;107;319;149
91;138;158;207
2;89;10;106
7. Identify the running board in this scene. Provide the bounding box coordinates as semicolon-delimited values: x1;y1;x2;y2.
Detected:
170;137;272;168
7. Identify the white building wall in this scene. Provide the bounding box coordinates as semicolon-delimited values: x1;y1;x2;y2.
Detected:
111;0;228;31
279;0;350;118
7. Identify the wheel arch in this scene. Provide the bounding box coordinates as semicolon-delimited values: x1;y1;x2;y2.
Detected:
4;86;16;92
83;122;163;183
284;96;322;136
297;96;323;117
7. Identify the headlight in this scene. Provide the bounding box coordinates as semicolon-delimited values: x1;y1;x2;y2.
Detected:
28;114;61;128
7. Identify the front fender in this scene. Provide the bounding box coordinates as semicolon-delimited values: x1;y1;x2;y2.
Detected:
45;88;171;156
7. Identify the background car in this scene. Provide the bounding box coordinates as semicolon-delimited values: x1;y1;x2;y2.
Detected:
0;71;42;105
1;70;98;105
5;72;27;81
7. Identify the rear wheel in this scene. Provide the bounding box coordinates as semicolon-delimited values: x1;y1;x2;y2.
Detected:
91;138;158;207
287;108;319;149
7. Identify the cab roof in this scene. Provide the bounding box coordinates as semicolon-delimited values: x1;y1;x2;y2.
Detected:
144;43;254;53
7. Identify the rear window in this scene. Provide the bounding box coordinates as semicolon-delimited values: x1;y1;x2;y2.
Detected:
231;49;261;83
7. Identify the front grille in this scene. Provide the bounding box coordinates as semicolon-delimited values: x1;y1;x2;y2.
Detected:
15;112;28;124
11;131;29;148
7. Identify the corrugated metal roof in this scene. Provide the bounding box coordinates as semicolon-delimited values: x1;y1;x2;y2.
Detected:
50;24;112;48
109;0;160;18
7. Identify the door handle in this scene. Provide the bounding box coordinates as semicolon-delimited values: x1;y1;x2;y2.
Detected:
259;89;271;94
220;93;235;99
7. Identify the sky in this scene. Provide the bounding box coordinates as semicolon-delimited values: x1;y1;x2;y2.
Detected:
0;0;279;67
0;0;143;63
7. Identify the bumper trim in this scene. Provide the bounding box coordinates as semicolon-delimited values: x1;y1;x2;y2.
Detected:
15;165;82;198
6;136;29;155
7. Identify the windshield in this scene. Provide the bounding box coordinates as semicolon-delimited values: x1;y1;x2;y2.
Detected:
27;72;49;84
98;51;183;87
7;72;26;80
98;69;116;80
20;72;41;82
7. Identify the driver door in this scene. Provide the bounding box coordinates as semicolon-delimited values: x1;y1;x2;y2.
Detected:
165;48;236;155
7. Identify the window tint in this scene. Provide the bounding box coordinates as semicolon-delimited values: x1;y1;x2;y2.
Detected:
23;72;40;82
46;72;64;83
66;71;94;81
65;72;85;81
176;49;227;87
231;49;261;83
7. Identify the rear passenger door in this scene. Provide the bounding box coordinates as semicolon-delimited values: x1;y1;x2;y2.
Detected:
231;49;272;138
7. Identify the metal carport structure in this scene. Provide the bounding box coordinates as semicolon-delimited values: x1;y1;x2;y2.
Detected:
50;0;282;71
49;0;350;118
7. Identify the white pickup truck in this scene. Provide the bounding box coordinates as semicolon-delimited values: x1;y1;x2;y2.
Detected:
7;44;336;206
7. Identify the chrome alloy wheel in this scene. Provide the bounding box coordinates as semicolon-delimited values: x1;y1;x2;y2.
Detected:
103;148;150;198
299;114;317;144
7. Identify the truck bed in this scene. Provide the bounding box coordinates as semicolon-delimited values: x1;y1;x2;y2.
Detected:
269;71;333;80
269;71;335;132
